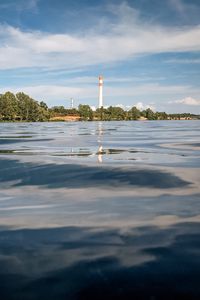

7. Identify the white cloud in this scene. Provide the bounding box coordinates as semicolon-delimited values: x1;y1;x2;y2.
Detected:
90;106;96;111
115;102;155;111
0;2;200;70
115;104;131;110
3;80;197;109
172;97;200;105
135;102;155;111
3;85;87;100
115;104;124;109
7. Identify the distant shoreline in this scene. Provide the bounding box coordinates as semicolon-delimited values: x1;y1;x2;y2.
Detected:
49;116;199;122
0;118;199;123
1;91;199;122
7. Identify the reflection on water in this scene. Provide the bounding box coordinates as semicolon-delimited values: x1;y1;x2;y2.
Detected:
0;121;200;299
97;122;103;163
1;223;200;300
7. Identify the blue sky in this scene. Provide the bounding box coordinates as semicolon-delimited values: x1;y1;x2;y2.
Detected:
0;0;200;112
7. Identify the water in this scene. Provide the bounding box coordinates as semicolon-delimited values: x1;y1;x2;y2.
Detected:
0;120;200;299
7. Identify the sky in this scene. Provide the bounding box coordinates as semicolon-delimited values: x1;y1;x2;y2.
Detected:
0;0;200;113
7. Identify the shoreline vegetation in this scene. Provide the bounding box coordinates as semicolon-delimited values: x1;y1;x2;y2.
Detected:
0;91;199;122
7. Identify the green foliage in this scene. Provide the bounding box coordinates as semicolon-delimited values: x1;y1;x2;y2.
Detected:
128;106;141;120
145;108;157;120
49;107;80;118
49;106;66;116
65;108;79;116
78;104;93;120
95;106;126;121
0;91;50;122
40;101;48;110
168;113;199;120
108;106;126;120
95;107;105;120
156;112;168;120
0;91;199;122
0;92;18;120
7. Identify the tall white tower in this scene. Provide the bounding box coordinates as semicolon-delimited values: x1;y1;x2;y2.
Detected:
98;75;103;108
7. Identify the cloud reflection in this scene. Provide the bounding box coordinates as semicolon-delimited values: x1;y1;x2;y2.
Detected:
0;222;200;299
0;158;191;189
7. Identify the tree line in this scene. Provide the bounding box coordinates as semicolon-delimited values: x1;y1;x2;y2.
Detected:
49;104;200;121
0;91;199;122
0;92;49;121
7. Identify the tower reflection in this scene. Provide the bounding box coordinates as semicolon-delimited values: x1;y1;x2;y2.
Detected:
97;122;103;163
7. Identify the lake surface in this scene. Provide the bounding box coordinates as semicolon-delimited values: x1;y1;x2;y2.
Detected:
0;120;200;299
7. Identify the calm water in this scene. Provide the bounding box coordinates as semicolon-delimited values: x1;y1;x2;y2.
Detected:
0;120;200;300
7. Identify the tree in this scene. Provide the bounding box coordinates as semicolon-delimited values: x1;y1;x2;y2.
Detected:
156;112;168;120
15;92;50;121
50;106;66;116
16;92;30;121
40;101;48;111
145;108;156;120
78;105;93;120
65;108;79;116
103;106;126;120
128;106;141;120
0;92;18;120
